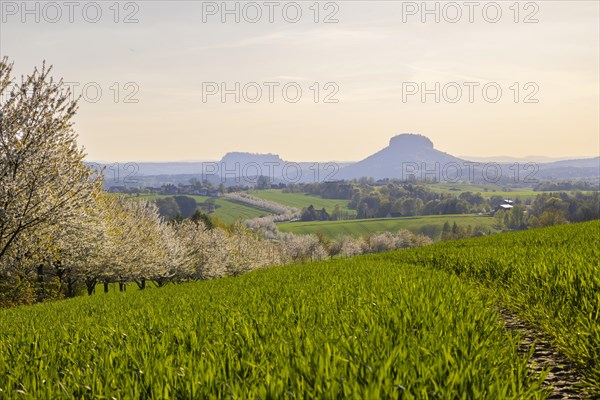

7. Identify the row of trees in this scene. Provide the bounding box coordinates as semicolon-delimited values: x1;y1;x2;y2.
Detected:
0;190;296;306
494;192;600;231
286;182;502;218
0;60;274;306
1;58;104;304
155;195;200;219
300;205;330;221
244;212;433;259
2;185;433;307
280;181;599;224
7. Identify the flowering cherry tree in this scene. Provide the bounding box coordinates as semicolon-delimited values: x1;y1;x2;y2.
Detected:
0;58;102;269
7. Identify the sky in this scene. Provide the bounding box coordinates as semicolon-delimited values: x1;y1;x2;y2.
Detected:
1;1;599;162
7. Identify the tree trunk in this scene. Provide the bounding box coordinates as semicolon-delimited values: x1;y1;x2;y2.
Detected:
36;264;45;302
119;281;126;292
136;279;146;290
85;278;96;296
54;262;65;293
66;278;75;298
103;280;109;293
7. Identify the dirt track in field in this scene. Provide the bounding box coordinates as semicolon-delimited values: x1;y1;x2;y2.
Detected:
498;309;596;399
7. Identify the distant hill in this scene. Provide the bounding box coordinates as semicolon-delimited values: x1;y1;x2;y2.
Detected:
459;155;592;163
219;152;285;183
337;134;465;180
535;157;600;180
220;152;284;165
90;133;599;186
336;134;599;182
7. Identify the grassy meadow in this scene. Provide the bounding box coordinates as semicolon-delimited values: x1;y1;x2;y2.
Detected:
0;255;546;399
1;221;599;398
278;214;497;239
250;189;355;214
130;194;270;223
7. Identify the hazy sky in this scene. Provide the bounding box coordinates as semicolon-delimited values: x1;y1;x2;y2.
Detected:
2;1;599;162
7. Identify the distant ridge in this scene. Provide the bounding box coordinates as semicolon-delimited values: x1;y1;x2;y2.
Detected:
90;133;599;185
220;152;284;165
337;133;465;180
460;155;598;163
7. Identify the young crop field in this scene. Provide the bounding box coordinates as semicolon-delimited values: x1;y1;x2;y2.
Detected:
250;189;355;214
208;199;270;223
1;222;598;398
0;258;546;399
130;194;270;223
423;184;539;200
392;220;600;391
277;214;497;239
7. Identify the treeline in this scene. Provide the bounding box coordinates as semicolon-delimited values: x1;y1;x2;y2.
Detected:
1;190;432;307
0;190;305;306
283;181;599;223
287;181;495;218
533;180;598;192
244;213;433;258
493;191;600;231
155;195;201;219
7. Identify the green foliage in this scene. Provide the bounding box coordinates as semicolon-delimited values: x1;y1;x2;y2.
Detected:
155;197;181;219
0;270;65;307
300;205;330;221
155;196;198;219
190;210;214;230
0;258;546;398
173;196;198;218
0;275;36;308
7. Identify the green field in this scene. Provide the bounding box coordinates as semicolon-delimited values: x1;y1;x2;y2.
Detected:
424;184;596;201
131;194;270;223
0;255;545;398
250;189;355;214
251;185;543;205
1;221;599;398
395;221;600;391
425;183;539;200
278;214;497;239
208;199;270;223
